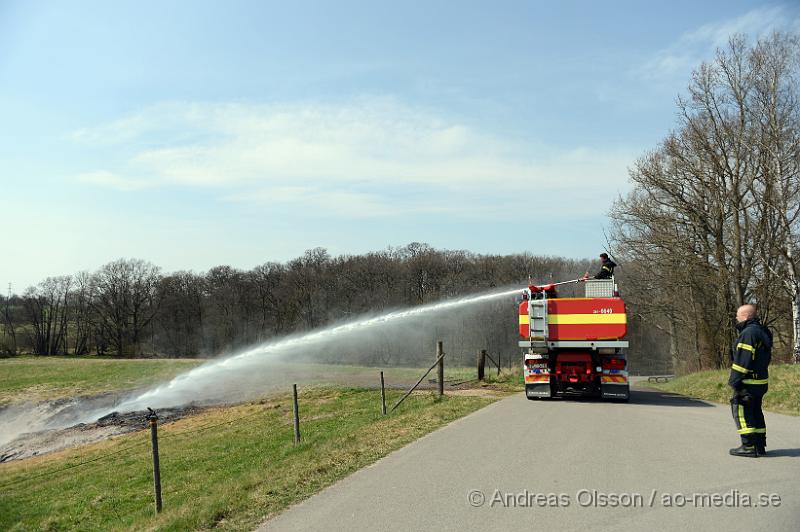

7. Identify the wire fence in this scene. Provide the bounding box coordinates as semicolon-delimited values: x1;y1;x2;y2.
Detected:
0;345;467;521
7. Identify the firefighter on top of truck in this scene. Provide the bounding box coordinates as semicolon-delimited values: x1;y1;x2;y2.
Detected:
594;253;616;279
728;304;772;457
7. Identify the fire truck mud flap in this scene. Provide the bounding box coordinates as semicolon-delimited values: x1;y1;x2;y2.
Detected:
525;383;551;399
601;383;630;401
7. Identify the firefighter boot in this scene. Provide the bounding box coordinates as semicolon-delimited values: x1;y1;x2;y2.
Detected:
729;444;758;458
755;434;767;456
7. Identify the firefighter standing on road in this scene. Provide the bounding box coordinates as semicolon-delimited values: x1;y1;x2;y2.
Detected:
594;253;616;279
729;304;772;457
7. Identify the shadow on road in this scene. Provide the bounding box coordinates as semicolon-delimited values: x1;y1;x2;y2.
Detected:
762;448;800;458
531;388;715;408
628;388;715;408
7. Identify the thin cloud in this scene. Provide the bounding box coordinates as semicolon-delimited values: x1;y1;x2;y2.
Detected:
70;98;634;217
639;5;800;80
223;186;405;218
76;170;151;191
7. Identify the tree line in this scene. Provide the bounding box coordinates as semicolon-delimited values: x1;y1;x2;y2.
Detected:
5;245;661;368
611;33;800;371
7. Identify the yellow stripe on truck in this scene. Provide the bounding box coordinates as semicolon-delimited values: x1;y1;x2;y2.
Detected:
548;314;627;325
519;315;530;325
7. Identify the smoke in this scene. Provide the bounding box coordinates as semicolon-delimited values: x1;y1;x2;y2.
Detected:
1;287;521;446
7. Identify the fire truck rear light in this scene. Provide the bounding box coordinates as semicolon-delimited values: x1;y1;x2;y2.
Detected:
603;358;626;370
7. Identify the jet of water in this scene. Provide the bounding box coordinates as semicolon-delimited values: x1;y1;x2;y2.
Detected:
106;286;521;414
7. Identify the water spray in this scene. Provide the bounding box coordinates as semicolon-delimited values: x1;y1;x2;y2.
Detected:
104;287;521;414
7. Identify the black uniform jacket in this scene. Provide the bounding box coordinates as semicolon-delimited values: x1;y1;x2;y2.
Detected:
594;259;616;279
728;318;772;391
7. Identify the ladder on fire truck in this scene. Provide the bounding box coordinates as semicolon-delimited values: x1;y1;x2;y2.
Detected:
529;295;548;340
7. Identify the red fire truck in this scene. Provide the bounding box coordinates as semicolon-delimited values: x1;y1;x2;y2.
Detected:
519;277;629;401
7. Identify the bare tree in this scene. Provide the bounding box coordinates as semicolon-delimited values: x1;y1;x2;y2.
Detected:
91;259;162;356
157;271;205;356
250;262;290;337
69;271;95;355
612;33;800;369
748;33;800;362
287;248;331;329
22;276;72;355
1;288;19;355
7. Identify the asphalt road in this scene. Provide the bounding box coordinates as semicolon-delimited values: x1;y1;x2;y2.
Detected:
259;386;800;532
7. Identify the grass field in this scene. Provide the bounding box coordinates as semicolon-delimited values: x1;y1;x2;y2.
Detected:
0;386;497;531
650;364;800;416
0;356;204;405
0;356;520;406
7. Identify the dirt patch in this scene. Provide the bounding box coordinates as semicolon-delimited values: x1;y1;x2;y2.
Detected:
0;404;206;463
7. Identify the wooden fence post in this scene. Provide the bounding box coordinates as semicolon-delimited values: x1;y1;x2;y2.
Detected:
292;384;301;445
147;408;163;514
478;349;486;381
380;371;387;415
437;341;444;397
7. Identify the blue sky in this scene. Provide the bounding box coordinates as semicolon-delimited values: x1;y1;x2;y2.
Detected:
2;1;799;290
